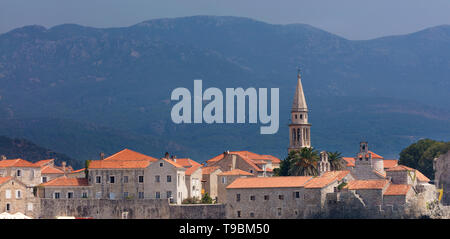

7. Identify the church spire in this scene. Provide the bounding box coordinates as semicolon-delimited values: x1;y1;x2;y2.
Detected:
292;69;308;112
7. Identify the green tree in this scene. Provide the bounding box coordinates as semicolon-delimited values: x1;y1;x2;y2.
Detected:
288;147;319;176
327;151;345;171
399;139;450;179
276;153;294;176
201;193;213;204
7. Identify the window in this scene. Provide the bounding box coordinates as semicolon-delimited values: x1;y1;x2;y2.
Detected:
123;176;128;183
109;193;115;199
15;190;21;198
177;174;180;186
96;192;101;199
155;175;160;182
96;176;102;184
67;192;74;199
295;114;297;119
222;177;226;184
300;114;303;119
5;189;11;199
138;175;144;183
6;203;10;211
279;195;284;200
236;194;241;202
237;211;241;218
250;195;255;201
250;212;255;218
277;208;282;216
160;162;163;167
124;192;129;198
82;191;88;198
295;191;300;199
27;203;33;211
54;192;61;199
42;176;48;183
16;170;21;177
139;192;144;199
109;176;115;184
249;170;253;174
155;192;160;199
167;175;172;182
166;191;172;199
264;195;269;200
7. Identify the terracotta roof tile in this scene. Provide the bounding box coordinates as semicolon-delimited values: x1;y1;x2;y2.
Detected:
0;176;12;185
226;176;312;189
346;180;389;190
202;166;221;175
385;165;414;172
161;158;184;168
207;151;281;165
103;149;158;162
174;158;201;168
384;184;412;196
0;158;40;168
40;176;89;187
369;151;384;159
41;165;65;174
70;168;85;173
383;159;398;169
304;171;350;189
33;159;55;167
415;170;430;182
342;157;355;167
89;160;150;169
185;164;202;176
218;169;254;176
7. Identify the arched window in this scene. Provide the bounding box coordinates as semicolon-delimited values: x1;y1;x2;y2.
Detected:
297;128;301;143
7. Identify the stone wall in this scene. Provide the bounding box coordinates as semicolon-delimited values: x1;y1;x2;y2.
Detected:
39;198;225;219
434;150;450;205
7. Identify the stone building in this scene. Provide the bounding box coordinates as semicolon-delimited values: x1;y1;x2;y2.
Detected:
0;176;39;218
38;176;90;199
217;169;253;203
145;158;188;204
434;150;450;205
206;151;280;177
225;171;351;218
0;158;42;186
201;166;222;201
174;158;202;199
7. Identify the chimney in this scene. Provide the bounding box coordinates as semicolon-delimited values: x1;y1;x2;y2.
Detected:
100;152;105;160
0;155;6;161
164;152;170;159
62;161;67;175
171;155;177;162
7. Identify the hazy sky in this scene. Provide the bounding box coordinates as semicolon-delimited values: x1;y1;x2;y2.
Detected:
1;0;450;40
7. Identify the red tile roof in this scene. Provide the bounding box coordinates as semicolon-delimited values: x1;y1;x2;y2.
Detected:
40;176;89;187
89;160;150;169
0;176;12;185
33;159;55;167
70;168;85;174
385;165;414;172
185;164;202;176
202;166;221;175
384;184;412;196
383;159;398;169
161;158;184;168
304;171;350;189
346;180;389;190
369;151;384;159
218;169;254;176
103;149;158;162
415;170;430;182
226;176;312;189
41;165;65;174
342;157;355;167
0;158;40;168
174;158;201;168
207;151;281;164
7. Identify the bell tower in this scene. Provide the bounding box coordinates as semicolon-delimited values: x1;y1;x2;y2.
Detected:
288;69;311;152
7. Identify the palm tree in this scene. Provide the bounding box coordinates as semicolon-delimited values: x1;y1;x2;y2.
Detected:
327;151;344;171
288;147;319;176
